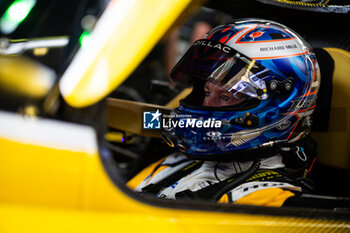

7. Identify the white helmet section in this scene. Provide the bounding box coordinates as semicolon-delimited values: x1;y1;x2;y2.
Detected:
206;22;309;60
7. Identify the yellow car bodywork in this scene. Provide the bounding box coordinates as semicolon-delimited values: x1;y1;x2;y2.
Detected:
0;0;350;232
1;113;348;233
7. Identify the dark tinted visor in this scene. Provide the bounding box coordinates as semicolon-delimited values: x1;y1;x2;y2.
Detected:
170;39;269;100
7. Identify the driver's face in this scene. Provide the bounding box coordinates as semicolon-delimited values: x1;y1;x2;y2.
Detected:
203;81;244;107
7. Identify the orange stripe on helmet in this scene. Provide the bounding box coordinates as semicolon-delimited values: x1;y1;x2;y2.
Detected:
236;37;296;44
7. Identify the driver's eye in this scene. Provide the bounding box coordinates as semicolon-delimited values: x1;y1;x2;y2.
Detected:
205;91;210;97
222;95;231;101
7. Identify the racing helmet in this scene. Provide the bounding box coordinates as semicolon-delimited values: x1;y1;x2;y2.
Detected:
163;18;320;161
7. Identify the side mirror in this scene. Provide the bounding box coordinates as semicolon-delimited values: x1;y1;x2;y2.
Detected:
0;37;67;99
0;54;56;99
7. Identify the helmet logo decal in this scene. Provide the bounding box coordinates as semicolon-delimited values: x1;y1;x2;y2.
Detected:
206;131;222;138
289;97;316;111
276;120;291;130
193;39;232;54
250;31;264;38
227;130;262;147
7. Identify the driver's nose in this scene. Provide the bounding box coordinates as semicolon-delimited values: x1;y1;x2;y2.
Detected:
203;95;220;107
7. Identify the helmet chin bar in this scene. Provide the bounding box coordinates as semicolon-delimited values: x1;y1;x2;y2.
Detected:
161;125;287;162
161;116;315;171
162;128;311;165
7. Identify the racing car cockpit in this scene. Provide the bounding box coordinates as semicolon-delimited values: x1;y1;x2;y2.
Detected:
1;0;350;231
